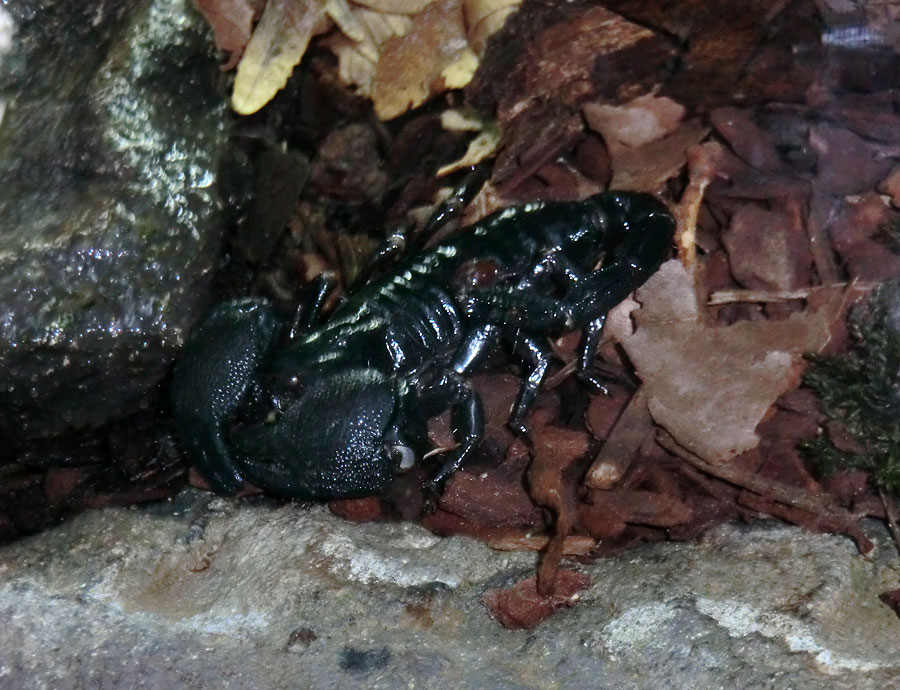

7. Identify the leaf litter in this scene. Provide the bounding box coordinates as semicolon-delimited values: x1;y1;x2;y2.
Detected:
69;0;900;626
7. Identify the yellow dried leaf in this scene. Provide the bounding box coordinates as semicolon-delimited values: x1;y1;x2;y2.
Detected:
228;0;523;118
232;0;329;115
436;116;500;176
439;108;484;131
323;0;365;41
326;35;377;93
436;129;500;176
372;0;474;120
356;7;412;46
323;7;412;96
464;0;521;56
441;46;478;89
352;0;434;13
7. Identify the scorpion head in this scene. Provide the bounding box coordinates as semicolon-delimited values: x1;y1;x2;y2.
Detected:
228;367;419;499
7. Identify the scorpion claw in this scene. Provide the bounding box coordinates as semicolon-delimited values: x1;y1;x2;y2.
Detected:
170;298;280;495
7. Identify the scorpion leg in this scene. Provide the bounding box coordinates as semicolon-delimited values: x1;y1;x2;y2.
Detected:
170;298;281;495
352;223;410;290
577;314;610;394
465;284;613;396
461;289;571;433
288;271;338;338
508;332;553;435
417;323;499;494
354;165;489;288
420;372;485;495
410;163;489;251
451;323;501;373
569;192;676;387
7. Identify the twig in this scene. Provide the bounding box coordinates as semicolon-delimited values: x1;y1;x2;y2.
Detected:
584;386;653;489
708;282;874;306
675;143;717;268
658;431;873;553
807;194;842;285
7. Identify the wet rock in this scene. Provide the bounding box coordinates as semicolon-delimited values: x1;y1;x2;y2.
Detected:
0;0;227;439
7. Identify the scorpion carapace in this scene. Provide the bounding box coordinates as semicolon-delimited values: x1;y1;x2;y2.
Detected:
170;191;676;500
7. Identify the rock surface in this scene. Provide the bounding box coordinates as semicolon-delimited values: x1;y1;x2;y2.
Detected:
0;490;898;689
0;0;226;439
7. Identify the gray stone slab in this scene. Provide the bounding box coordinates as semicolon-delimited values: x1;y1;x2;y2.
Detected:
0;490;898;689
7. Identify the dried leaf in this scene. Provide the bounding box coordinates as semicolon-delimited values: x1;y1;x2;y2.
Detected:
810;125;894;197
528;422;590;522
325;0;514;110
617;260;845;464
232;0;330;115
583;94;686;149
709;107;783;171
352;0;433;13
464;0;522;56
527;419;590;594
194;0;259;70
828;193;900;282
607;118;710;193
436;118;500;177
323;0;366;41
721;201;814;292
323;8;413;97
373;0;476;120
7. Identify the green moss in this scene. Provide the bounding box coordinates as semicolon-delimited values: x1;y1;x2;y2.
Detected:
803;281;900;494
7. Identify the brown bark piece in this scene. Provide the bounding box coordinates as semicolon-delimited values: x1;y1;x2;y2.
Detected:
809;125;894;197
436;470;545;529
608;119;710;193
721;201;814;292
828;193;900;282
481;570;591;629
709;107;783;171
528;420;591;594
583;95;685;149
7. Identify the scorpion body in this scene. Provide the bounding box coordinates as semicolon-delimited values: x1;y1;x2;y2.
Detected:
171;191;676;500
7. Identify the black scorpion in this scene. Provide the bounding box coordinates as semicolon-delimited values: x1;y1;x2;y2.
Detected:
170;190;676;500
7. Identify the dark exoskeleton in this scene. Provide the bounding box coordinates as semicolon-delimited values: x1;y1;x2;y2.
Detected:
170;191;676;500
